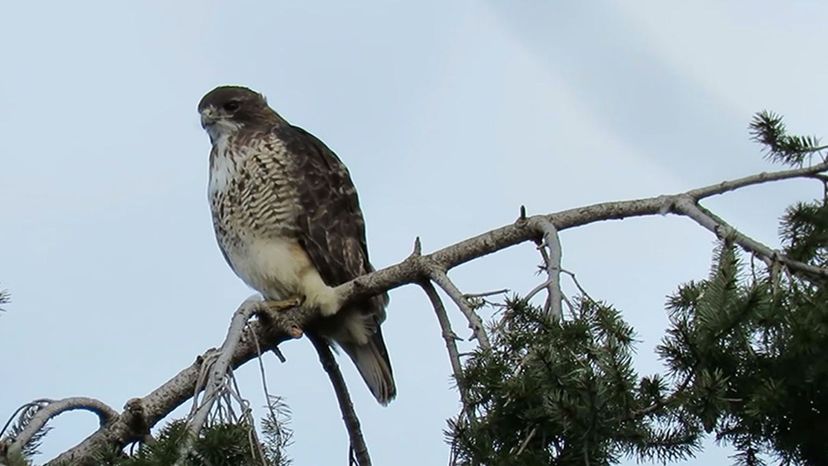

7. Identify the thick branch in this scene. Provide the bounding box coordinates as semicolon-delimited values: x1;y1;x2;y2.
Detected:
335;161;828;303
530;218;564;320
47;161;828;465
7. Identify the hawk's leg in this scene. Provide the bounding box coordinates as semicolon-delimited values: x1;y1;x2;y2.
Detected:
261;296;304;312
257;296;304;338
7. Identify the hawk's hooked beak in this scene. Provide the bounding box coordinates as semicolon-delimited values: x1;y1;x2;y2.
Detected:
200;107;218;128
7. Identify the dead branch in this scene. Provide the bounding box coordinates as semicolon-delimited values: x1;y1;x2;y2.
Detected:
308;334;371;466
184;296;261;437
429;270;492;349
420;282;471;417
174;295;290;464
43;160;828;465
673;196;825;280
530;217;564;320
3;398;117;458
686;160;828;199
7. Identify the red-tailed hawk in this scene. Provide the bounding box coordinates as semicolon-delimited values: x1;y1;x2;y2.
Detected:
198;85;395;404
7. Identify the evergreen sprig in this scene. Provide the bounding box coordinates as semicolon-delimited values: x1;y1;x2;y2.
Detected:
780;200;828;267
261;396;293;466
749;111;823;165
1;401;53;459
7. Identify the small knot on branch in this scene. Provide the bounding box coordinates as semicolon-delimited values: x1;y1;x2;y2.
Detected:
271;346;287;363
715;224;737;241
123;398;149;438
656;195;681;215
411;237;422;257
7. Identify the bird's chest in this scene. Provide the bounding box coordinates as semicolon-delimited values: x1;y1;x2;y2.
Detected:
209;138;298;241
209;138;304;292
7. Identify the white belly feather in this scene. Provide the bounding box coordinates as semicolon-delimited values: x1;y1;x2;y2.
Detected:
209;137;342;316
226;237;341;316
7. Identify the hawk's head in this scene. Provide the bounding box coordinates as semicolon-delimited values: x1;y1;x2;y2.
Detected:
198;86;281;144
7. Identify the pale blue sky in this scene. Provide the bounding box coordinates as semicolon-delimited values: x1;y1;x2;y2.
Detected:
1;2;826;465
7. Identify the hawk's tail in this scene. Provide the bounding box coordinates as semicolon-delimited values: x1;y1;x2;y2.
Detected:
340;327;396;405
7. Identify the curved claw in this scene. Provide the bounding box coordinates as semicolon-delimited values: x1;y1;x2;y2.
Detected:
263;296;303;313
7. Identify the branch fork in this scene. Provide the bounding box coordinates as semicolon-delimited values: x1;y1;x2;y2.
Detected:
2;397;118;459
37;159;828;465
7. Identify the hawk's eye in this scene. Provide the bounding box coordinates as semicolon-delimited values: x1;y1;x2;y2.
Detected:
223;101;241;112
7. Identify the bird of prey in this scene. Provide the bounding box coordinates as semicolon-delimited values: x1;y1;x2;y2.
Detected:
198;85;395;405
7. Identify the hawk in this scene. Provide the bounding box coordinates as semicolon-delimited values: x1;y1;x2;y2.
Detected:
198;85;395;405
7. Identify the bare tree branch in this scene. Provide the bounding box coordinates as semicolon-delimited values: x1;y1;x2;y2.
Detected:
47;300;306;465
176;295;303;464
4;397;117;458
686;160;828;199
175;296;261;463
673;196;827;280
430;270;492;350
183;296;260;438
420;282;471;417
530;218;563;320
308;334;371;466
560;269;597;304
44;160;828;465
463;289;509;299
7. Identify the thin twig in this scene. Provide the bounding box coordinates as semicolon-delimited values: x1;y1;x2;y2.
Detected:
561;294;576;317
687;160;828;199
430;270;491;350
307;334;371;466
271;346;287;363
250;324;280;423
514;426;538;456
673;196;828;281
420;281;472;419
463;289;510;299
224;370;267;463
560;269;597;304
525;278;552;302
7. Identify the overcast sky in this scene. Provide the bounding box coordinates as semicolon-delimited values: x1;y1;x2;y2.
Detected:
1;2;826;465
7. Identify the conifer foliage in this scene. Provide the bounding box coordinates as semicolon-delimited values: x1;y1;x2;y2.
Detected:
448;112;828;465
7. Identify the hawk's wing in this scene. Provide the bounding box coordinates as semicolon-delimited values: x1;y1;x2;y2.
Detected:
277;125;385;300
273;124;394;403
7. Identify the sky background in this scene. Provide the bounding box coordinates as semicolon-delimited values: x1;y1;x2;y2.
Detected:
1;2;826;465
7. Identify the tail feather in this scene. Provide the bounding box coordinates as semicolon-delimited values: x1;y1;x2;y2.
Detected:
340;327;396;405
